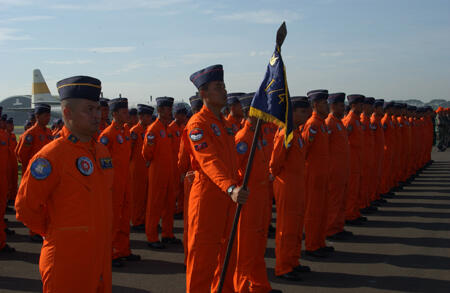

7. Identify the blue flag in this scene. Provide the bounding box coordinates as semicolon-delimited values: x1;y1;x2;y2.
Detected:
249;43;293;148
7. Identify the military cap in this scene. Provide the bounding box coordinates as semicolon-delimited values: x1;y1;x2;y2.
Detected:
57;75;101;101
393;102;402;109
383;101;394;109
156;96;174;108
347;94;365;105
239;93;254;110
328;93;345;104
189;95;203;110
173;103;188;115
109;98;128;112
34;103;51;114
99;98;110;107
6;117;13;124
307;89;328;102
374;99;385;107
190;64;224;89
291;96;310;108
137;104;154;115
364;97;375;105
129;108;138;116
407;105;417;111
1;114;7;121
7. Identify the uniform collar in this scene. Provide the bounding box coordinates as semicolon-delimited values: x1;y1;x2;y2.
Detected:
312;111;325;122
111;120;124;130
200;105;225;124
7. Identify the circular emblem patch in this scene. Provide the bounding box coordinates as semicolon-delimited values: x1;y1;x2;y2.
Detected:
25;134;33;143
100;136;109;145
117;134;123;144
189;128;204;142
76;157;94;176
236;141;248;154
30;158;52;180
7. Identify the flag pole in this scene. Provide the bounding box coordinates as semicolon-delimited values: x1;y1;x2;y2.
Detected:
217;22;287;292
217;118;262;293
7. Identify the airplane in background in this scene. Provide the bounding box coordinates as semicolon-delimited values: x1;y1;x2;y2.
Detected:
8;69;60;112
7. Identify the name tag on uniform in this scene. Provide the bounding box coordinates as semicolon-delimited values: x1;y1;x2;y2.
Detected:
100;157;113;169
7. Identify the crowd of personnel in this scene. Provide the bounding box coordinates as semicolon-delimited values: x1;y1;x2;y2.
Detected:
0;64;446;293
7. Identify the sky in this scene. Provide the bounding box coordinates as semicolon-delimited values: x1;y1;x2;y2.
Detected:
0;0;449;105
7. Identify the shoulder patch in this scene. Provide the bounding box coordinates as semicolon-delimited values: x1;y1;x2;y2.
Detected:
236;141;248;154
68;134;79;143
211;123;221;136
30;158;52;180
189;128;204;142
25;134;33;143
309;127;317;135
100;136;109;145
100;157;113;169
76;157;94;176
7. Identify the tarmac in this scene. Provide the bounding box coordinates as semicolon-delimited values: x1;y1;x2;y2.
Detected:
1;149;449;293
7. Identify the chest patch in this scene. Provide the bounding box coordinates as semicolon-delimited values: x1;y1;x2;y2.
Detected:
30;158;52;180
100;157;113;169
236;141;248;154
194;142;208;151
76;157;94;176
100;136;109;145
117;134;123;144
25;134;33;143
147;133;155;145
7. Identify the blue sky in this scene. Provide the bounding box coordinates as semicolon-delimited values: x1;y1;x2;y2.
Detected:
0;0;449;105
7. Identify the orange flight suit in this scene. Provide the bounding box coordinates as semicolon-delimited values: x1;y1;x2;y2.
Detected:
270;127;307;276
408;117;416;175
15;123;53;172
342;111;363;221
142;118;176;242
302;112;330;251
325;113;350;236
371;114;385;201
185;106;239;293
0;129;9;250
15;127;113;293
178;128;194;265
233;120;272;292
7;131;18;201
397;116;408;182
226;114;243;134
99;121;132;259
261;123;277;228
360;113;374;209
380;114;395;194
169;120;186;215
129;122;149;227
391;116;401;187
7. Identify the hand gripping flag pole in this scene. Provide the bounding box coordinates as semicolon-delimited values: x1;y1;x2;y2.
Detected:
217;21;292;292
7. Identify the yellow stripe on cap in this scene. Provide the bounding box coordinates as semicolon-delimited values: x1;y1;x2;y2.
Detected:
57;83;101;89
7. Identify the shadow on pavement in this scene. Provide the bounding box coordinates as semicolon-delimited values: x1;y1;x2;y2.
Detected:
335;233;450;248
0;250;40;264
374;210;450;219
0;276;41;292
395;194;450;199
382;202;450;209
112;285;151;293
267;269;450;293
361;219;450;232
112;259;185;274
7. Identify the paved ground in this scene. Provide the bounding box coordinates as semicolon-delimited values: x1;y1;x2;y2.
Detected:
1;150;449;293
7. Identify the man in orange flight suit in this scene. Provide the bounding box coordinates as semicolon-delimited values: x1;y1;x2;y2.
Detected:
0;111;15;253
371;99;387;204
143;97;181;248
302;90;332;258
342;95;366;226
234;114;277;292
129;104;154;230
185;64;249;292
99;97;141;267
169;103;188;218
127;108;139;129
15;76;113;292
271;96;311;282
15;103;53;242
225;93;245;133
6;118;18;203
325;93;352;241
359;97;378;214
390;104;402;191
380;101;396;198
178;95;203;265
